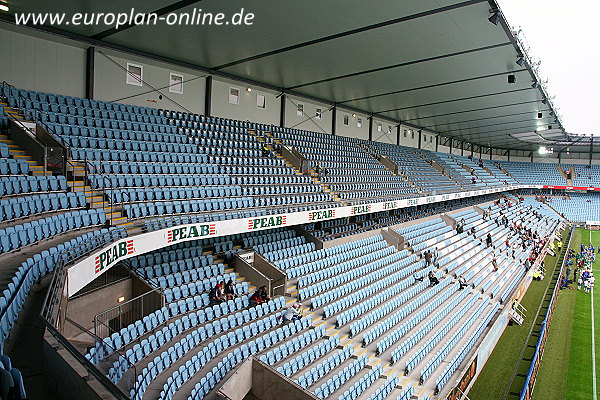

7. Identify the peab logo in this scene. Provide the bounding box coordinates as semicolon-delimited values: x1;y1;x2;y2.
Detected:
351;205;371;215
167;224;217;243
308;209;335;221
383;201;397;210
247;215;287;230
95;240;135;274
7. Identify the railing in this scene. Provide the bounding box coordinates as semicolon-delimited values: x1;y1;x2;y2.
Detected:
39;228;135;400
519;225;574;400
2;81;70;174
42;318;132;400
93;285;164;339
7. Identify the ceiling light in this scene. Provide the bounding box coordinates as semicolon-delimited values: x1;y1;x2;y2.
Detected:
352;113;356;118
516;56;525;66
246;87;252;92
118;296;125;303
488;11;501;25
0;4;8;12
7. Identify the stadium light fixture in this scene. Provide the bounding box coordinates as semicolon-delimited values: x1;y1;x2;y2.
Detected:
246;87;252;92
516;56;525;66
532;81;540;89
0;5;8;12
488;11;501;25
541;98;547;105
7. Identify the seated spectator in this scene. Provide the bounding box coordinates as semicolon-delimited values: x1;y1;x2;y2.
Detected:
209;283;227;303
257;285;270;302
280;303;303;324
249;290;265;305
492;256;499;272
428;271;439;286
413;272;424;283
458;275;468;290
224;279;237;300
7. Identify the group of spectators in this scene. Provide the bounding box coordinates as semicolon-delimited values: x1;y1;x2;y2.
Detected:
315;164;329;177
208;279;238;303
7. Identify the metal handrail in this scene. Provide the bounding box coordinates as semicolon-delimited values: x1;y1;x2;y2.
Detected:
42;320;132;400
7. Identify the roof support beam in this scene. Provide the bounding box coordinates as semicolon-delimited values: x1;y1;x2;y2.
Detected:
418;109;551;129
213;0;488;70
338;69;528;104
376;87;533;113
402;99;540;122
289;42;511;90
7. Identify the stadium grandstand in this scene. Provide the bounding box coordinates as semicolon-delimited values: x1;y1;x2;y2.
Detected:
0;1;597;400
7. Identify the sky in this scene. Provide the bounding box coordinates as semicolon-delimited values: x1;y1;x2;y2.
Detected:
498;0;600;136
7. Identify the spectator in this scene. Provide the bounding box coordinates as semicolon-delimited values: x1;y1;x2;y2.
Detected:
249;290;265;305
209;283;226;303
458;276;468;290
424;250;432;266
413;272;424;283
428;271;439;286
224;279;237;300
485;233;492;248
257;285;270;302
261;145;271;157
280;303;303;324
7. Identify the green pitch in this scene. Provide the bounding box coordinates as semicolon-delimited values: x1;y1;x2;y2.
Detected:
531;228;600;400
470;227;599;400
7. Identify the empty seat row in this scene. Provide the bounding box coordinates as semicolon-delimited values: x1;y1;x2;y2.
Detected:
0;192;86;223
0;209;106;254
0;159;29;175
0;175;68;196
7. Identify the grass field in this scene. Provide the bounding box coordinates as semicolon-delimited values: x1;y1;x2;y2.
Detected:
532;228;600;400
469;227;599;400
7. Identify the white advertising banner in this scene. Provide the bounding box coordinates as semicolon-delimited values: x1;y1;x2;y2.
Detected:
67;185;524;297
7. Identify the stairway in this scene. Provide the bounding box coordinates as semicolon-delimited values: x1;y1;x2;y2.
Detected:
255;130;345;204
0;133;47;176
65;162;133;231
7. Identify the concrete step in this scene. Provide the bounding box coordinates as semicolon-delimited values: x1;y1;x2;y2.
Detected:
111;216;128;225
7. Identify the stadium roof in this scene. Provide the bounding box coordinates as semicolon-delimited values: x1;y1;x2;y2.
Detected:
3;0;593;151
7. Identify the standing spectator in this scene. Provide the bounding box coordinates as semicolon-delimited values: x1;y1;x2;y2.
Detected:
424;250;432;266
485;233;492;248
